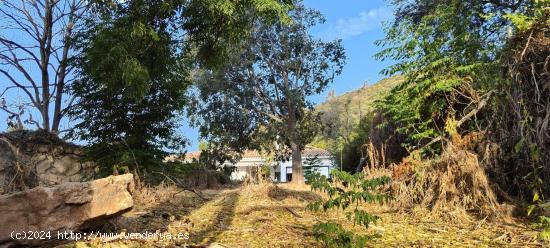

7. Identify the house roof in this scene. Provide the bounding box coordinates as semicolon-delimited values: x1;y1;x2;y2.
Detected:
184;151;201;161
178;146;332;162
241;146;332;158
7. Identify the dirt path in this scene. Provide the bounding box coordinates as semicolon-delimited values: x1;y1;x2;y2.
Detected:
67;184;544;247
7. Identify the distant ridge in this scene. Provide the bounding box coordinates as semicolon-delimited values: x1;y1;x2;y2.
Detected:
316;75;403;123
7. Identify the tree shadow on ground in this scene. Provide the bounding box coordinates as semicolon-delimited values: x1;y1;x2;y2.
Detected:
239;204;305;216
189;190;240;244
267;184;321;202
102;188;220;234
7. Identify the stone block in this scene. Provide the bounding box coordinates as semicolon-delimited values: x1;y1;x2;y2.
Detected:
52;156;78;174
0;174;134;247
37;145;49;153
36;160;52;174
69;174;81;182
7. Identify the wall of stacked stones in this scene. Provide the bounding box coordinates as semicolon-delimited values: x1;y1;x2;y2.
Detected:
0;130;97;194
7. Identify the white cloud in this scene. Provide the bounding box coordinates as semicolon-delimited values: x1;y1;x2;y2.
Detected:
321;7;393;40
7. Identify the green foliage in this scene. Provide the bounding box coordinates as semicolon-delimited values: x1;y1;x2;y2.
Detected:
70;0;297;174
71;0;189;174
315;77;403;170
312;221;374;248
306;170;390;247
537;216;550;241
338;115;374;171
183;0;295;68
189;4;345;167
303;155;322;179
374;0;537;150
157;161;231;187
260;164;272;180
505;0;549;32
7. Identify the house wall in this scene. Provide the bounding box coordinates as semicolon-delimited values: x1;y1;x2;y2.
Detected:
278;156;334;182
225;155;335;183
227;157;270;181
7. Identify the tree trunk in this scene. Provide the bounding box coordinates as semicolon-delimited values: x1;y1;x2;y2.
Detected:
51;20;73;133
291;142;304;184
40;1;54;131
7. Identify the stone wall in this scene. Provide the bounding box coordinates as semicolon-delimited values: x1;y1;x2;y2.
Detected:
0;130;97;194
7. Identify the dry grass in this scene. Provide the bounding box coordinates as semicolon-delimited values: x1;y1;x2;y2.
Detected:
131;182;181;209
391;144;502;221
60;182;546;248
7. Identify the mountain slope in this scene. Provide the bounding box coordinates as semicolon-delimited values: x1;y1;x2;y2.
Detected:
317;76;403;122
315;76;403;146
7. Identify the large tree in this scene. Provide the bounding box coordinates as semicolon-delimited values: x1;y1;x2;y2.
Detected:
70;0;296;174
190;5;345;184
0;0;294;133
0;0;92;132
70;0;188;173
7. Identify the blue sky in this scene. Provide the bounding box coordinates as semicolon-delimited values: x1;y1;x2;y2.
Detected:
305;0;395;101
0;0;395;151
181;0;395;151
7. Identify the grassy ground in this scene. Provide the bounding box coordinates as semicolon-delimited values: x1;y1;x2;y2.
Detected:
66;183;545;248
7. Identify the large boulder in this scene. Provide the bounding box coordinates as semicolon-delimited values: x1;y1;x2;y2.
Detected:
0;174;134;247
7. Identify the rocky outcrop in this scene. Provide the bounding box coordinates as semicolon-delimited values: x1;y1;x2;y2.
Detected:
0;130;97;194
0;174;134;247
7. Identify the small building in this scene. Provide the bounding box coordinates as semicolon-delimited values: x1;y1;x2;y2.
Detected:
181;146;335;183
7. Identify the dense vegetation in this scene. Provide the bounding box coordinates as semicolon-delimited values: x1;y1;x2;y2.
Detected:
314;76;403;171
307;170;391;247
313;0;549;242
188;5;345;183
314;0;549;205
375;0;549;201
1;0;549;246
66;0;296;176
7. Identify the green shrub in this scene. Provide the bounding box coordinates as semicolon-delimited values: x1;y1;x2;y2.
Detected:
533;216;550;242
306;170;390;247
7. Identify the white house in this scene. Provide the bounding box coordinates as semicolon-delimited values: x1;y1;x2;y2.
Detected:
181;146;336;183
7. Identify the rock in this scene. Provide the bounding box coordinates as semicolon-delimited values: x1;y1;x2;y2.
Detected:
35;154;48;161
69;174;81;182
0;130;96;190
82;161;95;169
0;174;134;247
36;160;52;174
0;138;18;193
52;156;78;174
53;146;64;155
41;173;59;184
64;147;73;154
65;162;82;176
37;145;49;153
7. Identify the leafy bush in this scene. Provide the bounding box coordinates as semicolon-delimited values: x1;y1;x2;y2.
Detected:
260;165;272;181
312;221;375;248
536;216;550;242
306;170;391;247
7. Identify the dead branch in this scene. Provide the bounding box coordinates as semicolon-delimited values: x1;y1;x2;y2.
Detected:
153;171;209;200
421;89;496;150
0;0;88;132
284;206;302;218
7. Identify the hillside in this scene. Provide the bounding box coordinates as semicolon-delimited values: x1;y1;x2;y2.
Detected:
316;76;403;123
313;76;403;152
